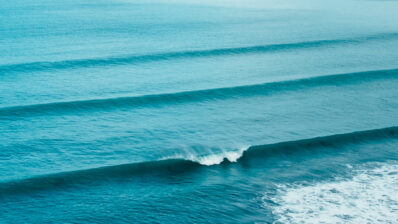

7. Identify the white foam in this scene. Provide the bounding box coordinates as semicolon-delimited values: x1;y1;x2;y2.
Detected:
195;146;249;166
160;146;250;166
264;162;398;224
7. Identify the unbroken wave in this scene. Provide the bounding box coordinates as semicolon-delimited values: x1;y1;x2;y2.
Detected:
1;32;398;74
1;68;397;117
0;126;397;196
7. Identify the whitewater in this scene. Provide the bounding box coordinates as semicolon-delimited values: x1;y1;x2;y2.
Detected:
1;0;398;223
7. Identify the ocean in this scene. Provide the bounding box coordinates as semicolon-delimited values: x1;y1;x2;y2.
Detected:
1;0;398;223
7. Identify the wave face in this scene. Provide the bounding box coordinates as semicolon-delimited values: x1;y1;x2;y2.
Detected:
1;126;397;196
2;0;398;223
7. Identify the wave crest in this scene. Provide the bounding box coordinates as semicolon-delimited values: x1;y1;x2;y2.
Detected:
1;32;398;74
1;68;397;117
0;126;397;195
180;146;250;166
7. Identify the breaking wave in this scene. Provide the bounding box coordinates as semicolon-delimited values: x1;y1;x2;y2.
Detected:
0;126;396;196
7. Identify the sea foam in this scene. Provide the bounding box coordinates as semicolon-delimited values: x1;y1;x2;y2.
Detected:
194;146;249;166
163;146;250;166
264;162;398;223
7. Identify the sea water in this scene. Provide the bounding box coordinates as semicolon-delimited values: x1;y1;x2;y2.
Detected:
1;0;398;223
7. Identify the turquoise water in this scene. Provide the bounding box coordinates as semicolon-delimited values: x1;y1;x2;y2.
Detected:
1;0;398;223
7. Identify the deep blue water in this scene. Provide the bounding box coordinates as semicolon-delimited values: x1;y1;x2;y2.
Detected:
1;0;398;223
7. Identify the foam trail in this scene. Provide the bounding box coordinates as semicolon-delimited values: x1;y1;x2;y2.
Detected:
1;32;398;74
0;126;397;196
1;68;397;117
265;162;398;223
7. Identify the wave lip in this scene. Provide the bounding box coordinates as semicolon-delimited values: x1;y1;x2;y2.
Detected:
1;32;398;74
168;146;250;166
0;126;397;196
1;68;398;117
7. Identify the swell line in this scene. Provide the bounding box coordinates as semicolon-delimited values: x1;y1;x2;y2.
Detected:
1;32;398;74
1;68;397;117
0;126;397;196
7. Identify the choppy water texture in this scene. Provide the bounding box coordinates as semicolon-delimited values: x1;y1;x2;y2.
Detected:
1;0;398;223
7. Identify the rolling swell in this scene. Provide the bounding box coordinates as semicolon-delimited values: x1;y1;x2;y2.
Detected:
1;126;397;196
1;32;398;74
1;68;397;117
